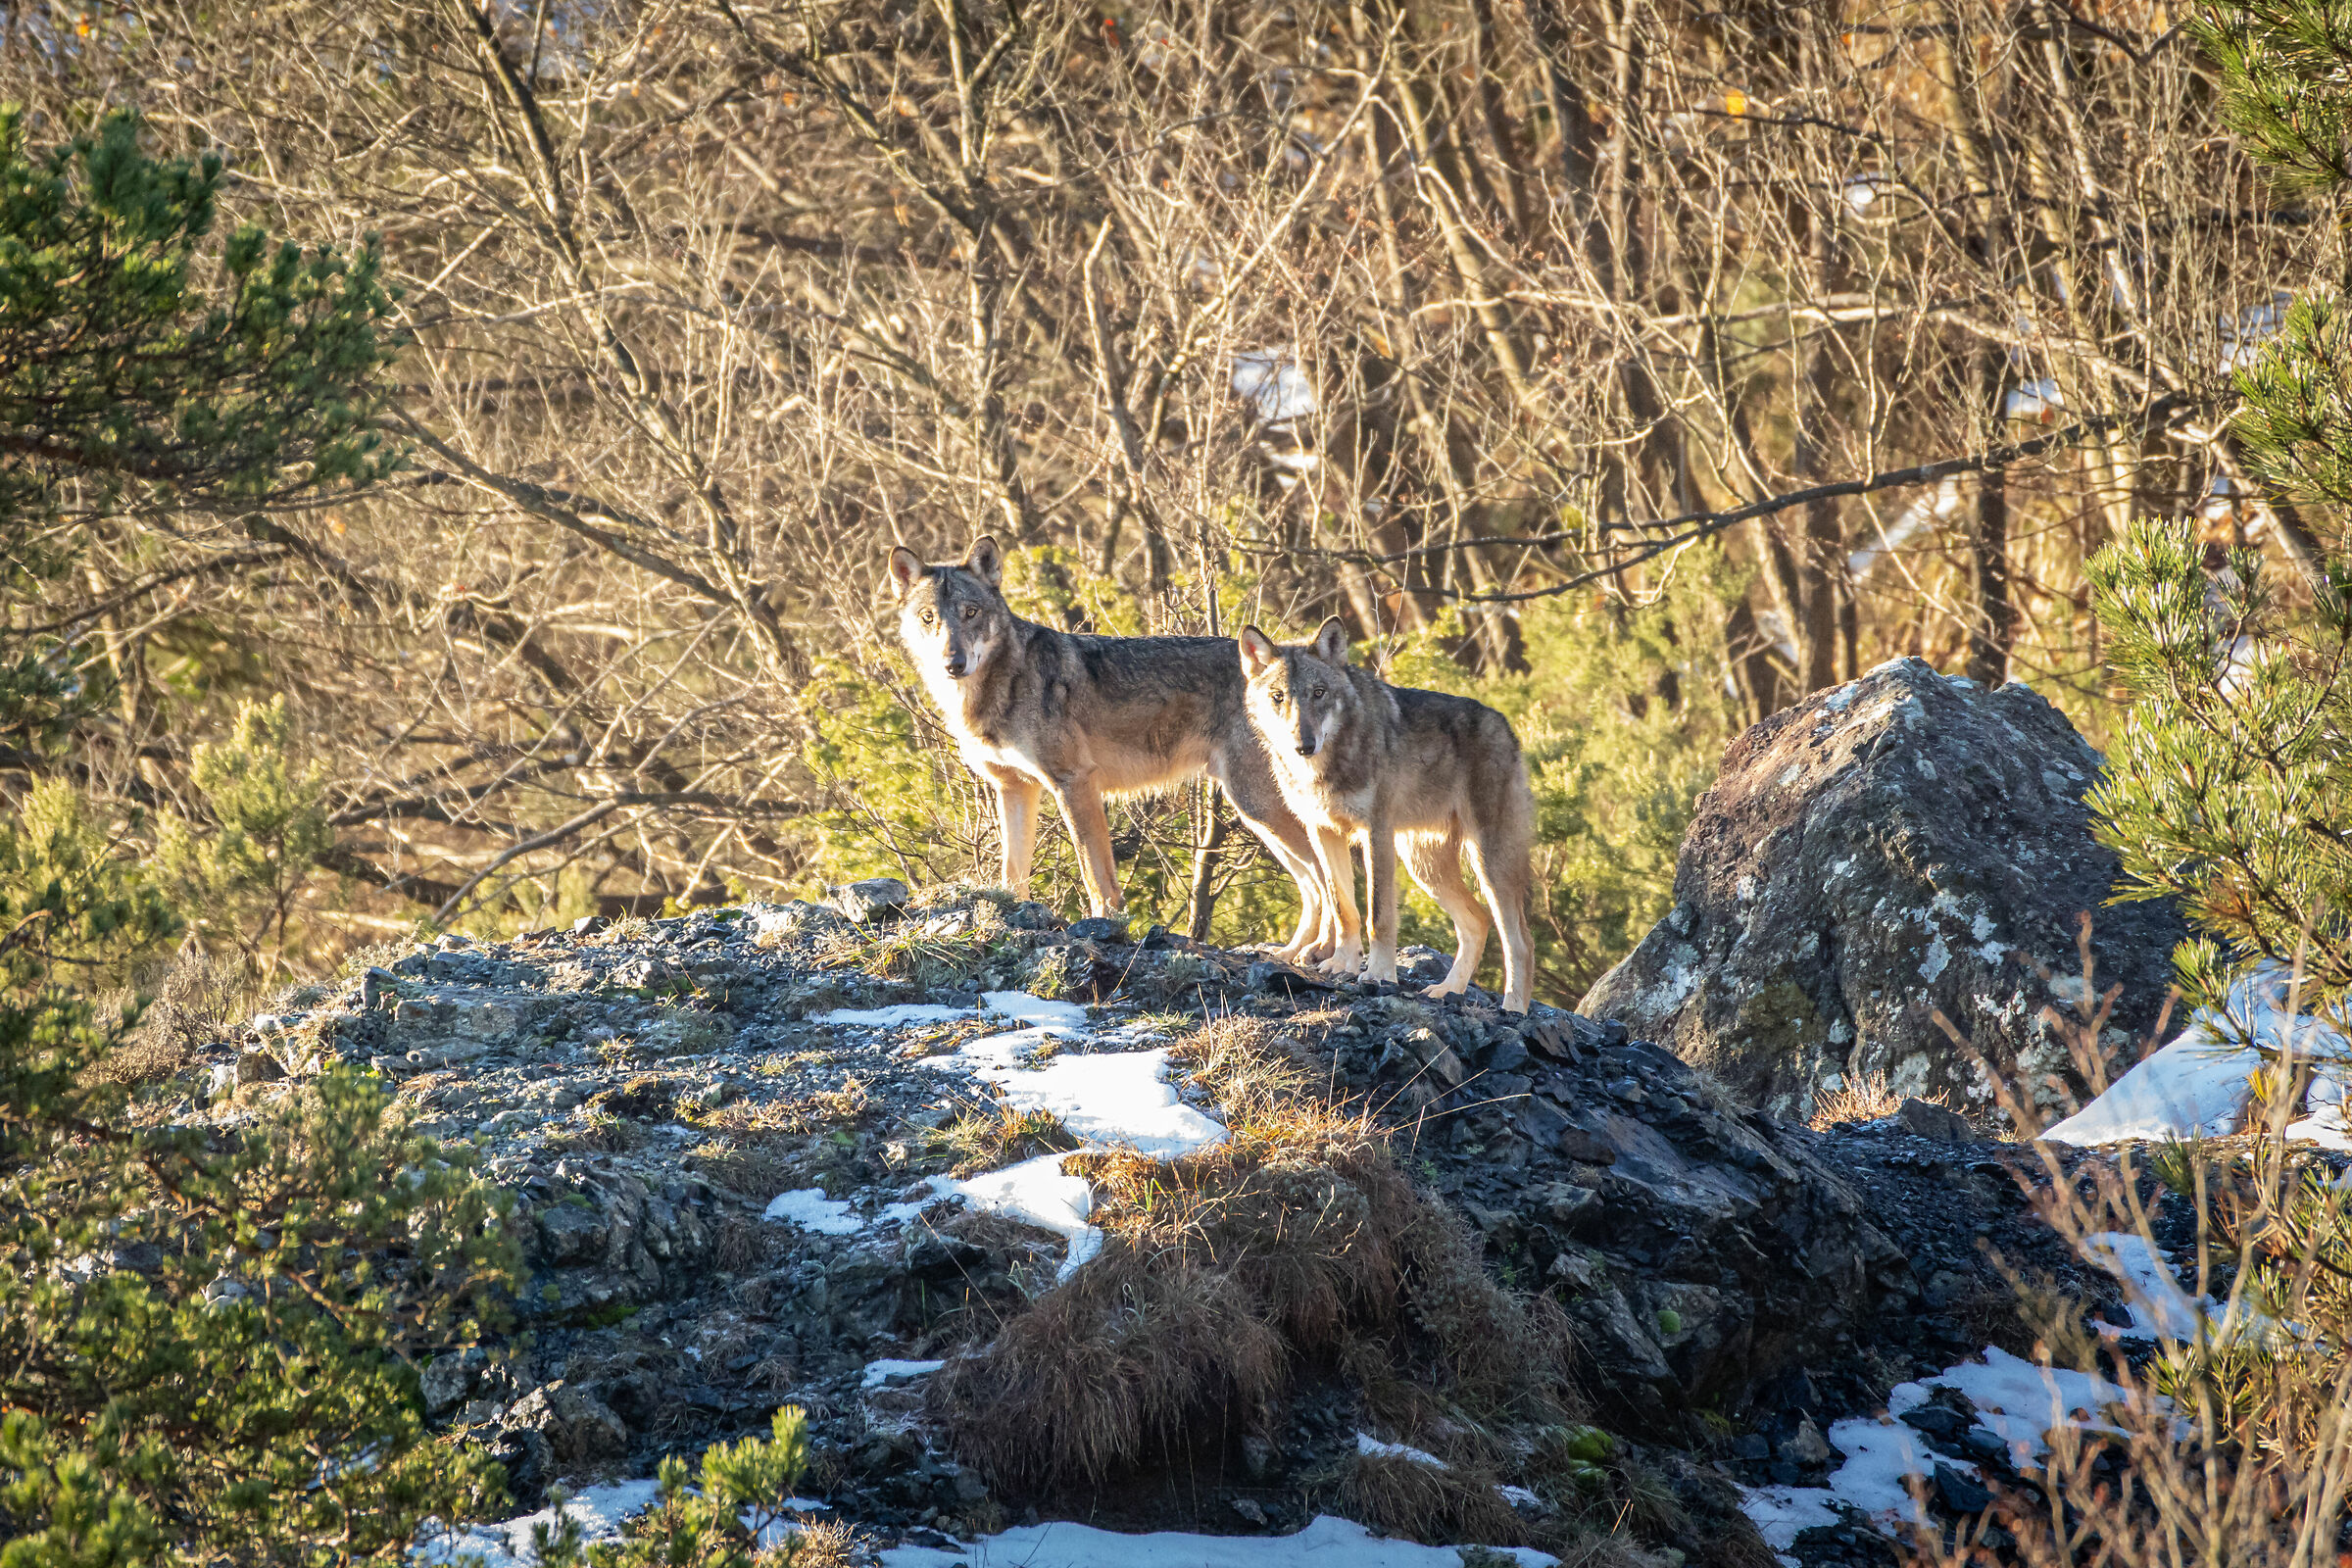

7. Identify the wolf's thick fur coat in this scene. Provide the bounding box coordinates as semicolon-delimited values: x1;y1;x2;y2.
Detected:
1240;616;1536;1012
886;537;1332;957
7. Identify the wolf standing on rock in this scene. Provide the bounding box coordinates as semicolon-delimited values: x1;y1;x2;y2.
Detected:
885;536;1334;957
1240;616;1536;1013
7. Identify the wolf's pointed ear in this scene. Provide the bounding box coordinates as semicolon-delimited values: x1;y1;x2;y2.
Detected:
965;535;1004;586
1239;626;1277;675
887;547;923;597
1312;615;1351;665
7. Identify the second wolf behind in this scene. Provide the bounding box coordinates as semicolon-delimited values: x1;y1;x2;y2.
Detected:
1240;616;1536;1012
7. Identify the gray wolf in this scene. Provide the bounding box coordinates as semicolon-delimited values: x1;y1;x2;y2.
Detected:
1239;616;1535;1012
886;537;1332;957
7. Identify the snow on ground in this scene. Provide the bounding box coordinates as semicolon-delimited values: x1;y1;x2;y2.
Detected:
761;1187;864;1234
1355;1432;1448;1469
818;1002;973;1028
1740;1346;2145;1562
773;991;1228;1278
414;1480;662;1566
2042;968;2348;1147
861;1358;947;1390
879;1513;1556;1568
2082;1231;2208;1341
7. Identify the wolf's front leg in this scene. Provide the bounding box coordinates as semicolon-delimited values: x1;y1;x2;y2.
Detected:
1310;823;1362;977
1053;771;1125;915
1365;816;1399;984
990;770;1043;896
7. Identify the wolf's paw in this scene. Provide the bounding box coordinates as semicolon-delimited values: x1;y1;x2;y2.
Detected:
1318;946;1362;979
1423;977;1466;999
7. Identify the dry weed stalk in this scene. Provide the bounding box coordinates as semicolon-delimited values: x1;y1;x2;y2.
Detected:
1914;945;2352;1566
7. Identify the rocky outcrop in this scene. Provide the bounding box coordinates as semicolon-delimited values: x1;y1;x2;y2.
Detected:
181;883;2104;1562
1581;659;2189;1124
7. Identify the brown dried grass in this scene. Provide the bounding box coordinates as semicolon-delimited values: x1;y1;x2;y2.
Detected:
929;1016;1586;1499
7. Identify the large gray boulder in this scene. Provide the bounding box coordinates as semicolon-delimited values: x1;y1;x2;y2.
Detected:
1580;659;2188;1124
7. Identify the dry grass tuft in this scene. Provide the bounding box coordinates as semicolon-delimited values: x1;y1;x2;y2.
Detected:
931;1015;1587;1497
696;1076;871;1138
97;947;251;1087
930;1102;1080;1177
1341;1451;1521;1548
784;1518;860;1567
545;1109;651;1154
1806;1068;1965;1130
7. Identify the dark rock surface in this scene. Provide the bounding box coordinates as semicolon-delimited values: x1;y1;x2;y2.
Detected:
1581;658;2189;1125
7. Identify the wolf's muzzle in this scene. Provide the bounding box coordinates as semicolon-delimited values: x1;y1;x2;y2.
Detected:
945;657;967;678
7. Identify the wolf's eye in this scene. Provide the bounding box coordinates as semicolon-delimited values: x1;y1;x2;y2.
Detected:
1271;691;1286;708
919;611;935;628
1311;685;1326;699
962;605;978;622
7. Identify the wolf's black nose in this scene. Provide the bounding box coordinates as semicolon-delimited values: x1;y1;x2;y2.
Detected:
1296;742;1316;757
946;658;966;677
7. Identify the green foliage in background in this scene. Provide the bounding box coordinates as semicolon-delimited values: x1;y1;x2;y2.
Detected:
159;694;334;975
0;110;516;1564
527;1407;815;1567
803;542;1742;1003
2084;6;2352;1043
0;106;399;587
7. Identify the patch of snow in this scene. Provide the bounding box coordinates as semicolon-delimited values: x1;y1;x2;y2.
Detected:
1355;1432;1448;1469
1743;1342;2155;1555
1919;936;1950;983
2218;292;2290;371
2288;1063;2352;1150
1887;1348;2136;1463
1495;1484;1543;1509
818;1003;971;1028
988;1048;1227;1157
415;1480;662;1566
2082;1232;2206;1341
1849;477;1960;578
862;1358;947;1391
877;1175;959;1225
981;991;1092;1030
2041;967;2348;1146
953;1151;1102;1280
879;1513;1556;1567
762;1188;864;1235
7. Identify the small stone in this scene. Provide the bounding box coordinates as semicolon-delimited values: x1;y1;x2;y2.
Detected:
1782;1415;1834;1466
1240;1434;1279;1480
1731;1433;1771;1461
235;1050;285;1087
572;914;610;936
1229;1497;1269;1527
1064;914;1130;943
1557;1127;1618;1165
1934;1462;1992;1514
1542;1182;1601;1227
828;878;910;923
1006;901;1057;930
1897;1098;1974;1143
421;1352;477;1417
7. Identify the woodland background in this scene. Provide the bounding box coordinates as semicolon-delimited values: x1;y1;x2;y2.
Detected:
1;0;2325;1008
